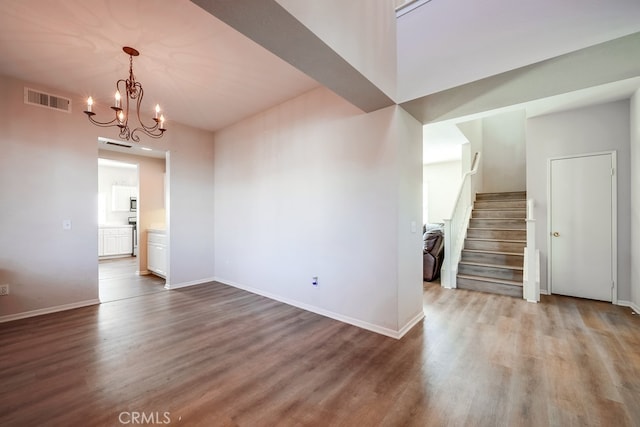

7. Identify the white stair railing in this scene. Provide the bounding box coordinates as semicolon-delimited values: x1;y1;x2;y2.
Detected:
523;199;540;302
442;152;481;289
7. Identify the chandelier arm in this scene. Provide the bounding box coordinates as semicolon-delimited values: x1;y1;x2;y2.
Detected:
86;114;119;127
133;83;161;133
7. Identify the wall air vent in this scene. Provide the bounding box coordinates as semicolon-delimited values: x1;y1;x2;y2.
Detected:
24;87;71;113
105;141;132;148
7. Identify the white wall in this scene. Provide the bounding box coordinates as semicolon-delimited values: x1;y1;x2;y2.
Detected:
0;76;99;318
276;0;397;100
630;90;640;311
526;100;631;300
423;160;462;224
213;87;423;336
396;107;424;331
165;123;216;288
0;74;215;320
457;119;484;194
482;110;526;192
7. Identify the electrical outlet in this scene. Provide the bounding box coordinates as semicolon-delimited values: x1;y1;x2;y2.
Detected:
0;284;9;296
312;276;318;286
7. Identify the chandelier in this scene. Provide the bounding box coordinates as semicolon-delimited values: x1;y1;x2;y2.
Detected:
84;46;166;142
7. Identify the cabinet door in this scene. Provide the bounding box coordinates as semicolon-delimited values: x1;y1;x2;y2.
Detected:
103;233;119;256
117;228;133;254
148;243;166;276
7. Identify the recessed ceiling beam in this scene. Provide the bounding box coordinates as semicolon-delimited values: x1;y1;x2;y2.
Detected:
191;0;395;113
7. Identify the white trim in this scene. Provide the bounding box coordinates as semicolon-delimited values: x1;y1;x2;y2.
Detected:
547;151;617;303
397;311;426;338
0;299;100;323
396;0;432;17
540;288;550;295
214;277;424;339
617;300;640;313
164;277;216;290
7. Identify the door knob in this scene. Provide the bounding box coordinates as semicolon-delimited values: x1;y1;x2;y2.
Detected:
553;232;560;237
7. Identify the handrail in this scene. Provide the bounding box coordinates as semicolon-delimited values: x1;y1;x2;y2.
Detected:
441;152;481;288
523;198;540;302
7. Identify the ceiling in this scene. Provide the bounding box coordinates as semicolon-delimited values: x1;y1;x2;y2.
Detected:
0;0;319;132
397;0;640;102
1;0;640;140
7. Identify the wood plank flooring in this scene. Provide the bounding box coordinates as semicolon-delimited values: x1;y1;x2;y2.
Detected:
99;257;165;302
1;281;639;426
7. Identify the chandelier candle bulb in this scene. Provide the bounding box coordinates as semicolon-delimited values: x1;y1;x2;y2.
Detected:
159;114;165;130
115;91;121;108
86;97;93;113
118;110;125;124
155;104;160;119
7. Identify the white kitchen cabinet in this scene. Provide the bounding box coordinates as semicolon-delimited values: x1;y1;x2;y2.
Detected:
112;185;137;212
98;226;133;257
147;230;166;278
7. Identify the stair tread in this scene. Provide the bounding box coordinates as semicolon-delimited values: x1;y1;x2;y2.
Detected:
470;218;525;220
467;227;526;231
465;238;526;243
462;249;524;256
457;274;523;287
477;191;526;195
458;261;524;271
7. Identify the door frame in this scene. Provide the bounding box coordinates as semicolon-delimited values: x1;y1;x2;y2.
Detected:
546;150;617;303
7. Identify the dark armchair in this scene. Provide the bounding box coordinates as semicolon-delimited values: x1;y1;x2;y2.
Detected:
423;224;444;282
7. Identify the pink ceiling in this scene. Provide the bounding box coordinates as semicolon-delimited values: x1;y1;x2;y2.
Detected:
0;0;319;132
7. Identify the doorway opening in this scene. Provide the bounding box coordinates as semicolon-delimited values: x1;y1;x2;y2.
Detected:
97;144;168;302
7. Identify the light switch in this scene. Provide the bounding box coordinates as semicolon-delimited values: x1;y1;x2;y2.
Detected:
62;219;72;230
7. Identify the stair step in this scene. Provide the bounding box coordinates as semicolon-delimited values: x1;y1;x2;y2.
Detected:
472;209;526;219
459;261;523;271
474;200;527;209
475;191;526;201
464;239;526;253
466;228;526;240
458;261;523;281
457;274;523;298
461;249;524;267
469;218;526;229
463;249;524;256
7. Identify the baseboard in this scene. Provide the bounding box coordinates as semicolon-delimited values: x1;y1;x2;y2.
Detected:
617;300;640;313
397;310;426;339
214;277;421;339
0;299;100;323
540;288;550;295
137;269;150;275
165;277;216;290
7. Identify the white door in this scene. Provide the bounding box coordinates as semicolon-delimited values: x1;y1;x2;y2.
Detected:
549;152;615;302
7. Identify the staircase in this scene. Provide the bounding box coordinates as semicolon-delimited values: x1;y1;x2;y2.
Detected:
457;191;526;297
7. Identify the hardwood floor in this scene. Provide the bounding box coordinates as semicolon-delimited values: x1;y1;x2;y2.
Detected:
1;281;639;426
99;257;165;302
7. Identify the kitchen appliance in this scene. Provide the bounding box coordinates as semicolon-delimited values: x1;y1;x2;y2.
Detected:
128;216;138;256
